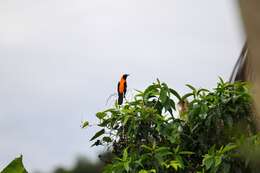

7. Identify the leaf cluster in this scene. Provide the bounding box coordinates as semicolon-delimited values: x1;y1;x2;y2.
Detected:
90;79;259;173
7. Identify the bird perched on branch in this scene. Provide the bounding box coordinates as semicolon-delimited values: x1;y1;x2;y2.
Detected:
117;74;129;105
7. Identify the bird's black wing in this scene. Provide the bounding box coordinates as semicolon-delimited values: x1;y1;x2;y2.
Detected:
124;81;127;96
117;82;120;94
117;82;123;105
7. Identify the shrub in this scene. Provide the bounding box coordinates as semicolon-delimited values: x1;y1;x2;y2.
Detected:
89;79;260;173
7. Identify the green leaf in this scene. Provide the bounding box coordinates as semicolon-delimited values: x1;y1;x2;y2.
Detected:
81;120;89;128
103;164;114;173
91;140;102;147
122;148;128;161
96;112;106;119
186;84;196;92
169;99;176;111
102;136;112;143
169;160;182;171
123;161;130;172
181;93;193;100
1;155;28;173
219;77;225;85
221;144;237;153
169;88;182;100
123;115;130;125
98;119;110;127
198;88;210;93
141;145;153;151
90;129;105;141
203;156;214;170
159;88;168;104
214;156;222;167
179;151;194;155
150;169;156;173
139;169;156;173
154;147;172;159
144;85;159;96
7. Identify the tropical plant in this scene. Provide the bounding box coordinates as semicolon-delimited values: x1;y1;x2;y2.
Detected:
88;79;260;173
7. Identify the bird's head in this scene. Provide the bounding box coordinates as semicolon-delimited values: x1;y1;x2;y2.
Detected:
122;74;129;80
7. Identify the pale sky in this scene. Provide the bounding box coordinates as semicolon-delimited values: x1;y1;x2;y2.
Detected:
0;0;244;172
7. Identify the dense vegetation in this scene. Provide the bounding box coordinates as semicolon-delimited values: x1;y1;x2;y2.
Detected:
89;79;260;173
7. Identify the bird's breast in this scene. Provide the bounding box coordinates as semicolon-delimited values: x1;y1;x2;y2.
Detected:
119;79;125;93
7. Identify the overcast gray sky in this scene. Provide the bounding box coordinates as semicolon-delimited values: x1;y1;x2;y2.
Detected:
0;0;244;172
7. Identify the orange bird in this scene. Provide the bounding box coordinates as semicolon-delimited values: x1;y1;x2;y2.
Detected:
117;74;129;105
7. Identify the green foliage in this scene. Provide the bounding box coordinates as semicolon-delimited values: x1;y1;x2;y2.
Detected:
201;144;237;173
81;120;89;128
1;155;28;173
90;79;260;172
53;152;113;173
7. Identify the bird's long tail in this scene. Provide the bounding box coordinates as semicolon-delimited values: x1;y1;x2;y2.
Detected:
118;94;123;105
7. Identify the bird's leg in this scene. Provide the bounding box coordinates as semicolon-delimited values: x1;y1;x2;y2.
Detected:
123;94;128;103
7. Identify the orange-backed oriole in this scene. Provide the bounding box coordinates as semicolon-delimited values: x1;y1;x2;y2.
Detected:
117;74;129;105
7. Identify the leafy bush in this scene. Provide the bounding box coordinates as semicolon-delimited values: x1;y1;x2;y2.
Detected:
89;79;260;173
